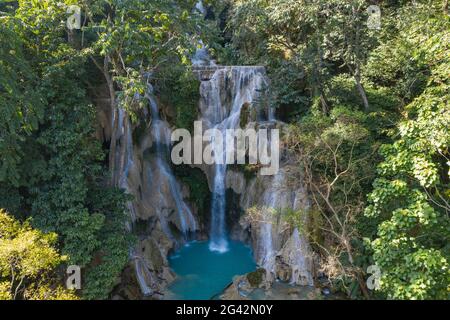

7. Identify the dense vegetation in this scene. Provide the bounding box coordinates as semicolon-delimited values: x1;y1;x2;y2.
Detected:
0;209;77;299
0;0;448;300
227;0;449;299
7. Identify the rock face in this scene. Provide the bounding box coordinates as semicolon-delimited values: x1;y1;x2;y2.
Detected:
244;164;314;286
231;164;314;287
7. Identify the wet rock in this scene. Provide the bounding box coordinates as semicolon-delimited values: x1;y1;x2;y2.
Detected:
220;275;251;300
226;170;246;195
246;268;266;287
140;238;165;273
275;262;292;282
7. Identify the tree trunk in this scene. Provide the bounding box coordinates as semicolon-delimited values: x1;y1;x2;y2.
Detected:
354;68;369;111
356;272;371;299
67;29;75;46
345;241;371;299
320;92;330;115
109;107;119;186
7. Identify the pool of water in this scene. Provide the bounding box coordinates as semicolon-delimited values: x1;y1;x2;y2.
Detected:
166;240;256;300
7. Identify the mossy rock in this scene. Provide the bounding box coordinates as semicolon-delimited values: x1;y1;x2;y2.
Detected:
243;163;260;181
240;102;251;128
246;268;266;287
172;165;211;226
146;239;164;273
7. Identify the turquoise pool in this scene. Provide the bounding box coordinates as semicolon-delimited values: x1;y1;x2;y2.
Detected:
166;240;256;300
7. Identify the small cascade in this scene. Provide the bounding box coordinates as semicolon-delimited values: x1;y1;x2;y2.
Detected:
114;108;136;228
117;110;134;187
260;220;275;272
289;229;314;286
192;40;215;67
239;162;314;286
257;171;288;273
114;108;157;295
132;254;154;296
199;67;269;253
192;1;215;67
145;85;198;240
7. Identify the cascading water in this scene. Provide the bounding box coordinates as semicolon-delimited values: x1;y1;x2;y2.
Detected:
146;85;197;240
114;107;155;295
200;67;269;253
115;108;137;225
289;228;314;286
192;1;215;67
209;161;228;252
113;78;201;296
242;167;314;286
108;1;316;299
258;171;286;273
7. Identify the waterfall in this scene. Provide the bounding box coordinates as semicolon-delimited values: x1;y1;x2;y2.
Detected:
113;80;200;296
146;85;198;240
192;1;215;67
114;107;136;229
209;158;228;252
260;219;275;272
200;67;268;253
118;108;134;192
242;168;314;286
114;108;157;295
